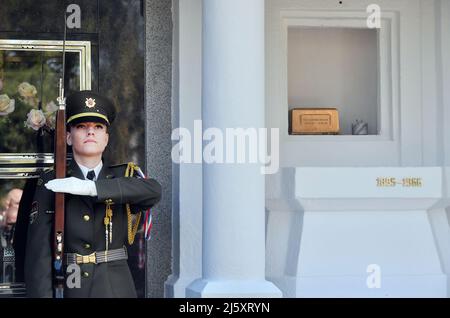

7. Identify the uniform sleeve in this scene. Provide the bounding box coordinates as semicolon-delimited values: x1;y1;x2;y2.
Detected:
24;176;54;298
95;177;162;210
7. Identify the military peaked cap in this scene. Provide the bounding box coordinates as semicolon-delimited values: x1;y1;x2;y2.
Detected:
66;90;116;126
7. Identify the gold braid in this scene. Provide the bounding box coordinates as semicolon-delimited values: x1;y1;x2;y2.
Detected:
125;162;142;245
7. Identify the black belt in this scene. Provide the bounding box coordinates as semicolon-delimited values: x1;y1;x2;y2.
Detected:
65;247;128;265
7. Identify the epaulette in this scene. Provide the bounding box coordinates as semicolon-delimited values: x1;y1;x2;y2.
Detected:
109;163;129;175
109;162;143;178
110;162;142;171
109;163;129;169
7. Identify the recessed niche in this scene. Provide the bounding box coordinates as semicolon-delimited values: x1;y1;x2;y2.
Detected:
287;27;379;135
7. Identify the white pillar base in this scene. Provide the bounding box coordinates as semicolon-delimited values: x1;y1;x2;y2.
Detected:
165;274;201;298
289;167;447;297
186;279;282;298
269;274;447;298
294;210;447;297
296;275;446;298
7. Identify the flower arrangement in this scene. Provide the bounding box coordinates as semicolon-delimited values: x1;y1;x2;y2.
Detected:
0;81;57;132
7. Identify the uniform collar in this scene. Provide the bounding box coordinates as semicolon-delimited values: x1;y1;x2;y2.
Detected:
67;159;84;179
77;161;103;181
97;159;115;180
67;158;115;180
66;159;115;208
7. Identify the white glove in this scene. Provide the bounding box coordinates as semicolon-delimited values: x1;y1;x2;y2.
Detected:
45;177;98;197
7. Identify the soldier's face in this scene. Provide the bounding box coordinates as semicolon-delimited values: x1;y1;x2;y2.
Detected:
66;122;109;158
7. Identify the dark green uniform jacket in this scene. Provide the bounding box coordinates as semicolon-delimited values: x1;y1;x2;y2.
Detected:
24;160;161;298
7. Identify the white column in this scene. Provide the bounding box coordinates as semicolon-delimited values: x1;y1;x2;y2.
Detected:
186;0;281;297
165;0;203;297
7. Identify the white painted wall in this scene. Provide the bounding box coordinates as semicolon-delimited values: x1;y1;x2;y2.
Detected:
288;27;378;135
421;0;440;166
267;0;426;167
430;0;450;297
265;0;450;298
165;0;203;298
440;0;450;166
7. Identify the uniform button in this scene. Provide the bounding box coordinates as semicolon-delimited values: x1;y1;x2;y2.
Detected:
84;243;91;249
82;272;89;278
83;215;90;222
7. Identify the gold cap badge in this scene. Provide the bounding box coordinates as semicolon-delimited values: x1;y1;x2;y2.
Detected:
85;98;96;108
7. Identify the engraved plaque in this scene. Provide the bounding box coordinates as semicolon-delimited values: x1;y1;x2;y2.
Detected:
289;108;340;135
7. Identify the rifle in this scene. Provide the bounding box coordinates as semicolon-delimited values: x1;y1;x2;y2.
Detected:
53;11;68;298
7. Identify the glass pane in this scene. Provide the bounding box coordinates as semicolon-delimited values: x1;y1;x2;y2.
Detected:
0;50;80;153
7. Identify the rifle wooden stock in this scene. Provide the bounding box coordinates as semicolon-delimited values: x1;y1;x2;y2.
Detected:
55;106;66;247
54;9;68;298
53;105;66;297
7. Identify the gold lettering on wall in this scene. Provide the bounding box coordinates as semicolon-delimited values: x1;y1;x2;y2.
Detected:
376;177;423;188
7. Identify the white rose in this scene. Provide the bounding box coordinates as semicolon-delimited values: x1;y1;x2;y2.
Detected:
44;100;58;113
25;109;46;131
18;82;37;98
0;94;11;112
0;94;15;115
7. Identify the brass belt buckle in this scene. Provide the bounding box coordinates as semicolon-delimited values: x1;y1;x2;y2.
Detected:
76;252;97;264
